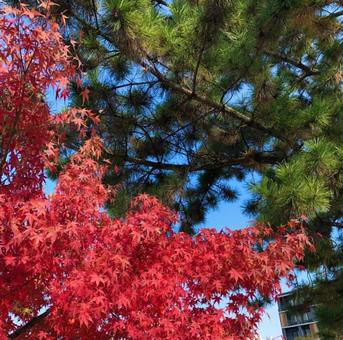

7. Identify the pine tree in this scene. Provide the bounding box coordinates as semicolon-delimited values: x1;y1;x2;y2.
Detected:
7;0;343;334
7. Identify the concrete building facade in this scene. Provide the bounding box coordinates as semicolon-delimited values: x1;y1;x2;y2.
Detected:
277;290;320;340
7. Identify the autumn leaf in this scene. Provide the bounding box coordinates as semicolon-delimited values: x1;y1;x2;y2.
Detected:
229;268;243;283
4;256;16;266
81;88;90;104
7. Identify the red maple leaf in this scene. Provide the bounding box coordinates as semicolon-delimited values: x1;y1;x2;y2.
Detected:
81;88;90;104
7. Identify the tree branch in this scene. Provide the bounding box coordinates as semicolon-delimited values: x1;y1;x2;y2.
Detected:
192;45;205;93
152;0;168;7
265;51;320;76
327;10;343;18
140;59;291;144
124;150;289;172
331;221;343;228
111;80;158;91
8;309;51;339
91;0;99;30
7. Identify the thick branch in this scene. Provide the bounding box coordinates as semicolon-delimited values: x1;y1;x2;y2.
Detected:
265;51;320;76
8;309;51;339
125;151;288;172
126;156;188;171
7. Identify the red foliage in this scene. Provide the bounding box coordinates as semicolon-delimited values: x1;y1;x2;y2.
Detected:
0;6;313;339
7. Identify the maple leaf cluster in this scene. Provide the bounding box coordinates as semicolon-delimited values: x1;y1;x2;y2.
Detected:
0;3;78;195
0;5;313;339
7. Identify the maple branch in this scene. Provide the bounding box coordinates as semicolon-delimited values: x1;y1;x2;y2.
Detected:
0;108;22;177
8;309;51;339
0;46;38;178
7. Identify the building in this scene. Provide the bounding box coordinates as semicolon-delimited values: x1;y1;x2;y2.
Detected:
277;290;319;340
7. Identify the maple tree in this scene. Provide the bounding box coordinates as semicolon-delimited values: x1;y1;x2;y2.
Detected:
0;5;314;339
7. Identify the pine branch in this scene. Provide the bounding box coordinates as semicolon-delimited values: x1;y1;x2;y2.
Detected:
8;309;51;339
152;0;168;7
91;0;99;30
327;10;343;18
124;151;289;172
111;80;158;91
265;51;320;76
332;221;343;228
125;156;188;171
140;58;291;144
192;45;205;93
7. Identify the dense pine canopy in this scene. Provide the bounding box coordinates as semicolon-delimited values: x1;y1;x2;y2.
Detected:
7;0;343;336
